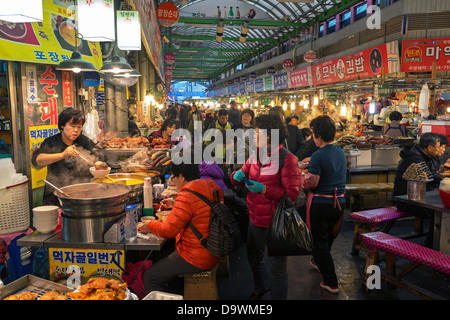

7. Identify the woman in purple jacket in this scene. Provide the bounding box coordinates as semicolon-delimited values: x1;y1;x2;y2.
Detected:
230;114;302;300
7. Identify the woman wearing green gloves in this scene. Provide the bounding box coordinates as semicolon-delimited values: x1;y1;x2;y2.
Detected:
230;114;302;300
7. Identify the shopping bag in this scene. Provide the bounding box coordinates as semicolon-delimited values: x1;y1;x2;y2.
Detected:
113;251;153;299
267;193;312;256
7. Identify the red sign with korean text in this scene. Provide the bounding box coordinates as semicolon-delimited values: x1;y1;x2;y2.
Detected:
157;2;179;27
289;67;312;88
311;41;399;86
283;59;293;69
164;52;175;65
62;71;72;107
39;66;58;125
401;38;450;73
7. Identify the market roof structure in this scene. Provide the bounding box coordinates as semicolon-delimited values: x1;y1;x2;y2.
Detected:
159;0;362;81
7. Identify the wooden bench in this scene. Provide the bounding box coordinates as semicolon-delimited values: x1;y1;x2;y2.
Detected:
350;207;413;255
359;231;450;300
346;183;394;210
180;266;218;300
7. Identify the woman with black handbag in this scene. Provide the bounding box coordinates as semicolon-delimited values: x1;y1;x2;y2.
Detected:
301;115;347;294
230;114;302;300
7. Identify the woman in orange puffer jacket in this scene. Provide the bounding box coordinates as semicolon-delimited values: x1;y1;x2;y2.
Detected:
230;114;302;300
140;162;222;295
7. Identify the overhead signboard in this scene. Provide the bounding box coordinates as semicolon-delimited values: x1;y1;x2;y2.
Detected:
311;41;400;86
401;38;450;73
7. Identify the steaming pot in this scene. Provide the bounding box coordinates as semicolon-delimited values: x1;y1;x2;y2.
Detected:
55;183;131;242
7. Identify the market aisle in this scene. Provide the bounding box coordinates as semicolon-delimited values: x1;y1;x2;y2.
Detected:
216;216;450;300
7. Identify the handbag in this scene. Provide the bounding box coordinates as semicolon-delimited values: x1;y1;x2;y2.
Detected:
267;193;313;256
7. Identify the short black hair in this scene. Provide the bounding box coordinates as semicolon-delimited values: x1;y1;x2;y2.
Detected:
170;158;200;182
311;115;336;142
419;132;441;149
438;134;449;146
218;109;228;117
254;114;288;144
58;107;85;131
161;118;177;133
389;111;403;122
240;108;255;121
301;127;312;138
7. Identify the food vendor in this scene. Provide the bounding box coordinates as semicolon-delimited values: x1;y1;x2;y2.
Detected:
148;118;177;145
383;111;407;138
32;107;100;205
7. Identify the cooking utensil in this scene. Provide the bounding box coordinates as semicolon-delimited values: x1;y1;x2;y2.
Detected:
77;153;95;166
43;180;71;198
106;175;116;183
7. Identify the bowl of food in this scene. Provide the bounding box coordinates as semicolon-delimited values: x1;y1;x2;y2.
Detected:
90;161;111;178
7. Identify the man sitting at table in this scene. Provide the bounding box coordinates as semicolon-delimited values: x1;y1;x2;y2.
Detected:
394;132;447;248
139;159;223;295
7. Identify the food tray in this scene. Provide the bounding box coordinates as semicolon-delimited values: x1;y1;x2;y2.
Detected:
0;274;73;300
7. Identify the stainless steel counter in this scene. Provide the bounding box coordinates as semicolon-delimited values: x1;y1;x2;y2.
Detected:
349;165;397;173
17;230;163;251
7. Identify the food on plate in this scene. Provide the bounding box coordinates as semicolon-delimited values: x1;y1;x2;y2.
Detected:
67;277;128;300
156;210;171;222
438;160;450;177
94;161;109;170
4;291;39;300
39;291;68;300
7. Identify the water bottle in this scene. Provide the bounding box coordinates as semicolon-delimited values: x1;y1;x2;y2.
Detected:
236;7;240;19
124;205;137;241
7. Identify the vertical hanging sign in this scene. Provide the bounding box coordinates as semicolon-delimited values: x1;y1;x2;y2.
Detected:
26;66;38;104
62;71;73;107
117;10;141;51
78;0;115;42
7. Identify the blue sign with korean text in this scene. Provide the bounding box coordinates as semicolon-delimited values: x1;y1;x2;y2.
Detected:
273;73;288;91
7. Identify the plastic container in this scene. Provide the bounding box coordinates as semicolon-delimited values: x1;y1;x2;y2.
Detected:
143;291;183;300
439;189;450;208
143;177;154;216
124;204;137;241
0;179;30;235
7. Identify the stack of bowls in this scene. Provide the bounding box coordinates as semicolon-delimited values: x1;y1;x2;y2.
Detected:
32;206;59;234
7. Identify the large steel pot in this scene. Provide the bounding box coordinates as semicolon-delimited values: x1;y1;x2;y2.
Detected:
55;183;131;242
92;173;147;204
56;183;131;218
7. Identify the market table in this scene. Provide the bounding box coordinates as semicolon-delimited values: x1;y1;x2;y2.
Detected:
16;230;163;251
395;190;450;255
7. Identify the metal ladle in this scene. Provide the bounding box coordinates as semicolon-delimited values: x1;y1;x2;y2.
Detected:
43;179;71;198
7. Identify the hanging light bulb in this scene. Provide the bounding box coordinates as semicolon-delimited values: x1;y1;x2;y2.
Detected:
291;102;296;111
56;51;97;73
100;55;134;74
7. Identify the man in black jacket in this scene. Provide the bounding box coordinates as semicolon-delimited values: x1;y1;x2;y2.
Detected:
394;132;445;247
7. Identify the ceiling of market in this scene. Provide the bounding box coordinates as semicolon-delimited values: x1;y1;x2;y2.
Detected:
158;0;360;82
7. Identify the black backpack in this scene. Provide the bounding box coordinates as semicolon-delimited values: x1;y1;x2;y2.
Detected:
186;189;242;257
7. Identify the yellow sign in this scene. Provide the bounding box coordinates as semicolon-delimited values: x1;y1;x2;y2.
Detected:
29;124;59;189
49;248;125;283
0;1;102;69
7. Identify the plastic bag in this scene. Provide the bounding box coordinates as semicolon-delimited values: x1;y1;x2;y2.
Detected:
121;260;153;299
82;110;101;143
267;194;312;256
